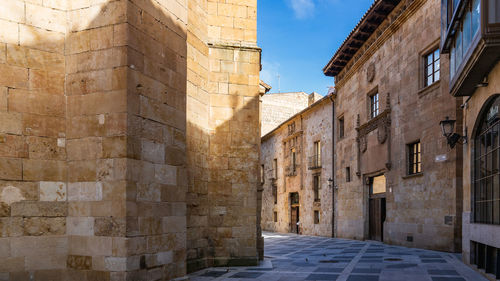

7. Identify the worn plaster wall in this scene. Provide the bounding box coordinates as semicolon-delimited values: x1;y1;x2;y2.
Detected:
261;99;333;237
333;0;462;251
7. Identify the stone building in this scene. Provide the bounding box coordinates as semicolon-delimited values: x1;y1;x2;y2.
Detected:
323;0;463;252
260;95;334;237
440;0;500;279
0;0;261;280
261;91;322;136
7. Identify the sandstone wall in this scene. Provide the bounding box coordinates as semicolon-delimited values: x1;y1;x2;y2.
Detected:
261;98;333;237
0;0;260;279
333;0;462;251
186;0;261;272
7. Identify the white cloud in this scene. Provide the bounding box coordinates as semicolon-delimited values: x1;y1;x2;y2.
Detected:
260;60;280;92
288;0;315;19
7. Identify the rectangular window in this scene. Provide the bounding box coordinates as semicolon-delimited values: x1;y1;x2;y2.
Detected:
313;174;320;202
314;210;320;224
272;185;277;205
408;141;422;175
339;116;345;139
288;122;296;136
370;93;379;119
346;167;351;182
260;165;265;184
425;48;440;87
274;211;277;222
313;141;321;168
273;158;278;179
292;148;297;172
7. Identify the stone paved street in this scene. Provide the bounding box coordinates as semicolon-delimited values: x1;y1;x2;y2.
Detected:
189;232;487;281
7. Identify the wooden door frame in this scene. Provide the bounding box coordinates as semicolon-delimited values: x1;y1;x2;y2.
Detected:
363;170;387;241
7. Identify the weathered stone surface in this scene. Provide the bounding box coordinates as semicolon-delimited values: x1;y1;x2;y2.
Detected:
11;202;67;217
67;255;92;270
94;217;126;237
39;182;67;202
23;217;66;236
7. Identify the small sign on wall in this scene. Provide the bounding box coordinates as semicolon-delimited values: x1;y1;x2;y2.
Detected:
435;154;447;162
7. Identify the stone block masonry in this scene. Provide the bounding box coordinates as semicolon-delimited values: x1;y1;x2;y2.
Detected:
0;0;261;280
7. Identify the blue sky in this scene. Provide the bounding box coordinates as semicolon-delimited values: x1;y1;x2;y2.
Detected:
258;0;374;95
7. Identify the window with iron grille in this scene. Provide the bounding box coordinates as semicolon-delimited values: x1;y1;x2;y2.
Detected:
272;185;277;205
272;158;278;179
424;48;440;87
473;96;500;225
339;116;345;139
260;165;264;184
274;211;278;223
370;93;379;119
346;167;351;182
314;210;320;224
313;174;320;202
408;141;422;175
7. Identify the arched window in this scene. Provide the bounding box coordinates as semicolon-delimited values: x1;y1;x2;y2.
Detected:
473;95;500;224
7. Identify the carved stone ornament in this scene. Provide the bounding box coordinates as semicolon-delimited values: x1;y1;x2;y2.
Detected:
377;125;388;144
359;136;367;153
367;63;375;83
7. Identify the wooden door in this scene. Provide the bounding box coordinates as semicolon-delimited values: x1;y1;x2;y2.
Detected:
369;175;386;241
291;207;299;234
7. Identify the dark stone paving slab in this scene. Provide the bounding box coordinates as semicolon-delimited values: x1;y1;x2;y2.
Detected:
428;269;459;275
431;278;466;281
305;273;339;280
352;268;382;273
315;267;344;273
227;272;263;278
200;271;227;277
347;275;379;281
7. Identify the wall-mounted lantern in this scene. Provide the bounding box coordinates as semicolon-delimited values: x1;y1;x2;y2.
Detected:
440;116;467;148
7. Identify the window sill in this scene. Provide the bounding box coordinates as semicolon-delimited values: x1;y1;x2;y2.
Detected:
402;172;423;180
418;80;440;97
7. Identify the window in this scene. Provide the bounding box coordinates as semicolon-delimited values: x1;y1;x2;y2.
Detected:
424;48;440;87
470;241;500;278
370;93;379;119
309;141;321;169
292;148;297;172
339;116;345;139
274;211;278;222
314;210;320;224
273;185;278;204
346;167;351;182
272;158;278;179
408;141;422;175
313;174;320;202
260;165;265;184
288;122;296;136
473;96;500;225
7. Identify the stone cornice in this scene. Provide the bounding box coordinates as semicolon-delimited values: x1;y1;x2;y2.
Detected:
356;109;391;138
335;0;425;89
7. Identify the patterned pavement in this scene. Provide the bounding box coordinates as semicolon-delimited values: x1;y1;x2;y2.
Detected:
188;232;487;281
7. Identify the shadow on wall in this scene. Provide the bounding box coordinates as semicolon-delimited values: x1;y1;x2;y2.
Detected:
0;0;261;279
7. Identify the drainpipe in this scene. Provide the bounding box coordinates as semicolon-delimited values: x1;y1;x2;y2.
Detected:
329;92;336;238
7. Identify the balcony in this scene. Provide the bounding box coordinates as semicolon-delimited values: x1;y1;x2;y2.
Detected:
308;155;322;170
441;0;500;97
